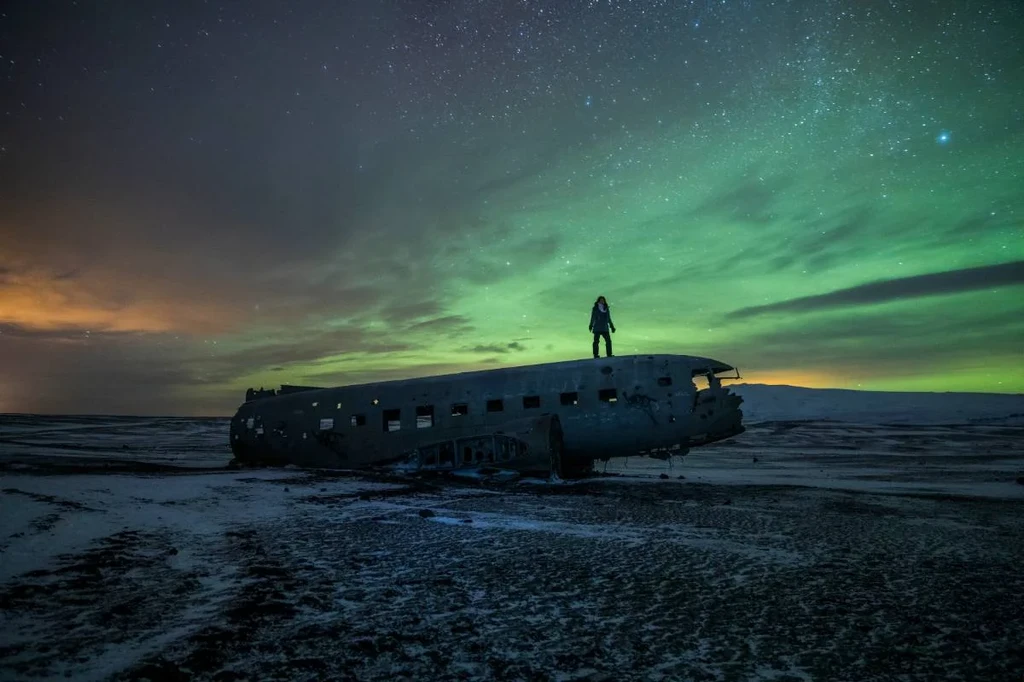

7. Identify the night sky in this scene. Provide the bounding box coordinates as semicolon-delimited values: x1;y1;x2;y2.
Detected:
1;0;1022;416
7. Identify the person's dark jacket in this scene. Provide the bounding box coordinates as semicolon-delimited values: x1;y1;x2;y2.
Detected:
589;304;615;334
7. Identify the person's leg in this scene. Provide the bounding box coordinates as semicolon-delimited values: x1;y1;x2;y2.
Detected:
603;331;613;357
592;333;600;358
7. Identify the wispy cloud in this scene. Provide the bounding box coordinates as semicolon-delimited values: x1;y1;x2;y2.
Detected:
462;342;528;354
729;261;1024;318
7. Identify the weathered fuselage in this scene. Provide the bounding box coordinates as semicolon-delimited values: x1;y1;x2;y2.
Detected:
229;353;744;475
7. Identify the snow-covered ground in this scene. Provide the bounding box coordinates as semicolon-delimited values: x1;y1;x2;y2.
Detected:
0;415;229;469
1;387;1023;680
607;420;1024;501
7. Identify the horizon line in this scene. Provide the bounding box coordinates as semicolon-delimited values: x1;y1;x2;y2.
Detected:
3;381;1022;420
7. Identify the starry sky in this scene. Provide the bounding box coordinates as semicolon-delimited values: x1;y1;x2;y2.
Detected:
1;0;1022;416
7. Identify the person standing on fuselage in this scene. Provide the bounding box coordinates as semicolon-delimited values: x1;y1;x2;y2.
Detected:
589;295;616;358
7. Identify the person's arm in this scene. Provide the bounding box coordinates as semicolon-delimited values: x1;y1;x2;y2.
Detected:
609;308;616;333
589;307;595;332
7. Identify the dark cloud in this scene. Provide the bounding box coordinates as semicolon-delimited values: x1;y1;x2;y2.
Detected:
690;171;795;226
702;295;1024;384
459;234;562;285
466;345;509;354
792;208;876;273
0;332;212;415
462;342;527;354
303;359;507;388
608;196;876;292
708;203;880;278
0;320;426;415
405;315;476;338
379;299;446;325
201;335;420;385
0;324;88;341
729;261;1024;319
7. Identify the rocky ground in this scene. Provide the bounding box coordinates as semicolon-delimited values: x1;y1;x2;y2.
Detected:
1;418;1023;681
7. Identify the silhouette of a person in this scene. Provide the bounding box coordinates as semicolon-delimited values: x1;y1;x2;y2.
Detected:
589;295;616;358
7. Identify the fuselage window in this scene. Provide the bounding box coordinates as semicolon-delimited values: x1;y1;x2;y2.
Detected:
416;405;434;428
523;395;541;409
383;408;401;432
486;399;504;413
598;388;618;403
350;414;366;427
657;376;672;387
451;403;469;417
560;391;578;406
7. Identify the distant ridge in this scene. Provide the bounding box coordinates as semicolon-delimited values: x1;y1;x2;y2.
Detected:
732;383;1024;426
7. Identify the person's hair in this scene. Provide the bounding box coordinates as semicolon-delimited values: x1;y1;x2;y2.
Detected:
594;296;607;306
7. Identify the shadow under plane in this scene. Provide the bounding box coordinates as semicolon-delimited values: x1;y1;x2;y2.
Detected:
229;353;745;478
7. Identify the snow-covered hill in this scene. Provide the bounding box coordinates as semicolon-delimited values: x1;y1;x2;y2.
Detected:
731;383;1024;425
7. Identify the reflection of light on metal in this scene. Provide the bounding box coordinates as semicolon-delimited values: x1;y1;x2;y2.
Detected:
372;398;379;405
336;403;342;409
312;401;319;407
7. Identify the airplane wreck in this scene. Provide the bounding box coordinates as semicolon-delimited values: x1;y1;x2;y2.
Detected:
229;354;745;479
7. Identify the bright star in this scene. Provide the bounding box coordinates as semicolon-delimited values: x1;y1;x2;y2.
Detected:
936;130;951;145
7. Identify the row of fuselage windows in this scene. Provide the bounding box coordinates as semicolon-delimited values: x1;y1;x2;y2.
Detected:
348;383;667;433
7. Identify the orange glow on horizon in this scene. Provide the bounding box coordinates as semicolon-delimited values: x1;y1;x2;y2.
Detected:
0;268;241;334
733;368;847;389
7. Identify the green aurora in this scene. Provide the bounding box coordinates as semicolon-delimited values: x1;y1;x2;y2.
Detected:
0;0;1021;415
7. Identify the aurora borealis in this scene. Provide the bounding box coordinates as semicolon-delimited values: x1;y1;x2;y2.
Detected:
1;1;1022;415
